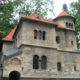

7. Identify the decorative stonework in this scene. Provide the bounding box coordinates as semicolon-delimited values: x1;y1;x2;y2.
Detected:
10;58;21;65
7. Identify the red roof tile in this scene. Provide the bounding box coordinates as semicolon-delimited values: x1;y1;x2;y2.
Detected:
2;27;16;41
54;11;71;20
23;14;57;25
2;14;75;42
57;11;70;17
58;24;75;31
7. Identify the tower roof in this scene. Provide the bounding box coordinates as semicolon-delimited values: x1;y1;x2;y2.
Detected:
57;11;70;17
53;11;75;23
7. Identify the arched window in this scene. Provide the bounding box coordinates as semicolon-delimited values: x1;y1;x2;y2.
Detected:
66;22;68;27
33;55;39;69
38;30;42;40
74;65;76;71
69;23;71;27
71;24;73;28
43;31;46;40
34;30;37;39
41;56;47;69
57;62;61;71
71;41;73;45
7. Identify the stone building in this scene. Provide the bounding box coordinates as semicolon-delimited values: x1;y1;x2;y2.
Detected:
1;11;80;80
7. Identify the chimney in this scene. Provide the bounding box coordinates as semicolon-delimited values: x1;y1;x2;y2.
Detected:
19;12;24;20
63;4;67;11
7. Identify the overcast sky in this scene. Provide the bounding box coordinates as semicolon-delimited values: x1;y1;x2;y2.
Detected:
49;0;78;18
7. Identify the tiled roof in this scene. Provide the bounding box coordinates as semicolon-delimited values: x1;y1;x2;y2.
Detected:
23;14;57;25
57;11;70;17
54;11;71;21
58;24;75;31
2;27;16;41
2;13;75;42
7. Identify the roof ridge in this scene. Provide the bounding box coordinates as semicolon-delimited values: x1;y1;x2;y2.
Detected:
58;11;70;17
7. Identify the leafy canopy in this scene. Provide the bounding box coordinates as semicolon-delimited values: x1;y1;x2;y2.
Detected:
68;2;80;48
0;0;54;45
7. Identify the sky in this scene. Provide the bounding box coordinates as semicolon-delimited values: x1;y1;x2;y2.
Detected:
49;0;78;18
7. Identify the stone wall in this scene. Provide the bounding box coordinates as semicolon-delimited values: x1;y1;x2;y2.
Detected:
3;45;80;78
2;19;77;52
56;29;77;51
55;17;75;30
3;77;80;80
2;42;15;51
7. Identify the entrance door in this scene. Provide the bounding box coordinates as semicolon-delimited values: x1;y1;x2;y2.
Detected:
9;71;20;80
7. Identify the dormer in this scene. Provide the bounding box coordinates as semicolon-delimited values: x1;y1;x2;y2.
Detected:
53;11;76;30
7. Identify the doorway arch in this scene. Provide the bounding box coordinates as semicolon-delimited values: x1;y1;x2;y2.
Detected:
9;71;20;80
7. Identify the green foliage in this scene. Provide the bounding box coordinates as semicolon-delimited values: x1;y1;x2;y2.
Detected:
13;0;54;18
0;1;17;43
69;2;80;32
0;0;54;45
68;2;80;48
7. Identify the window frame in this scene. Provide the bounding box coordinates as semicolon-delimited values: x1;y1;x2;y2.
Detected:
33;55;39;69
57;62;62;71
34;30;37;39
56;36;60;44
41;56;47;69
43;31;46;40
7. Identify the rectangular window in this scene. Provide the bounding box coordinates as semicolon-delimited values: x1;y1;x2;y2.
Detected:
71;41;73;45
74;65;76;71
43;31;46;40
56;36;60;44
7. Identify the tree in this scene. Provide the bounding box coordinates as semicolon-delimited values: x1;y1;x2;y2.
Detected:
13;0;54;18
0;0;17;42
0;0;54;44
68;1;80;48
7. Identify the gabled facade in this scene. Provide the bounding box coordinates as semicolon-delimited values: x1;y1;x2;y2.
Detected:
1;11;80;80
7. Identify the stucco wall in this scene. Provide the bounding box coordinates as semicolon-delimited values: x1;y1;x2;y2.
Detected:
21;20;57;48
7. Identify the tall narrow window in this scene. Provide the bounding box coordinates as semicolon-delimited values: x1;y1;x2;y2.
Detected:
33;55;39;69
38;30;42;40
56;36;60;44
57;62;61;71
41;56;47;69
69;23;71;27
34;30;37;39
43;31;46;40
74;65;76;71
71;24;73;28
71;41;73;45
66;22;68;27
